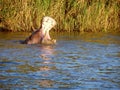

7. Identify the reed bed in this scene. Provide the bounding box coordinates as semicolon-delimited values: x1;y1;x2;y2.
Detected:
0;0;120;32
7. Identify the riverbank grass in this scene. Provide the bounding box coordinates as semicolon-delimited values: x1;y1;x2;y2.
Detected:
0;0;120;32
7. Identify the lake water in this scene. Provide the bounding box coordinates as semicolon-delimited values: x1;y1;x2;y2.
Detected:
0;32;120;89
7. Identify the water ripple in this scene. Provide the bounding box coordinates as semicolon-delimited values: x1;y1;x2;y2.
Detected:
0;32;120;89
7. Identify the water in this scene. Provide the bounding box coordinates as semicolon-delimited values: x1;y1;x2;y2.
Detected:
0;32;120;89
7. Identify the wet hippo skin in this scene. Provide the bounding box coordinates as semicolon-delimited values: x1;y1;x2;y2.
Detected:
22;16;56;44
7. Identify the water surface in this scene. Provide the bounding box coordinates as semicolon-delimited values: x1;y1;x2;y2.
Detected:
0;32;120;89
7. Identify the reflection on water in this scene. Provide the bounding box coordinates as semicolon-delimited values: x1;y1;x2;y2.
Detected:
38;79;55;88
39;45;55;61
0;32;120;89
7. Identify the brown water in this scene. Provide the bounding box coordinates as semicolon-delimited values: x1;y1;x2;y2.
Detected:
0;32;120;89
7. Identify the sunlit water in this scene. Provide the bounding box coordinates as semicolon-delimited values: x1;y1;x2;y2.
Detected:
0;32;120;89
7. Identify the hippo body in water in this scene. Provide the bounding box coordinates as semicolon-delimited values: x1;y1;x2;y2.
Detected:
23;29;43;44
23;16;56;44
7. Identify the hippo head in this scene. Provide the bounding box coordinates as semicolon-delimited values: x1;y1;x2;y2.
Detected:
41;16;57;44
41;16;57;33
23;16;57;44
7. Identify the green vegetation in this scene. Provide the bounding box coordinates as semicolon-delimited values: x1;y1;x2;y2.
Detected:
0;0;120;32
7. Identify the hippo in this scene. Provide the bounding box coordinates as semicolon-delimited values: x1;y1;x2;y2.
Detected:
22;16;56;44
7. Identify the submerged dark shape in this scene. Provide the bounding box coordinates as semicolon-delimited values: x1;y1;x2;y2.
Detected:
22;16;56;44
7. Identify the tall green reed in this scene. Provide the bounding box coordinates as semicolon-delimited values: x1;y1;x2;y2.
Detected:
0;0;120;32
